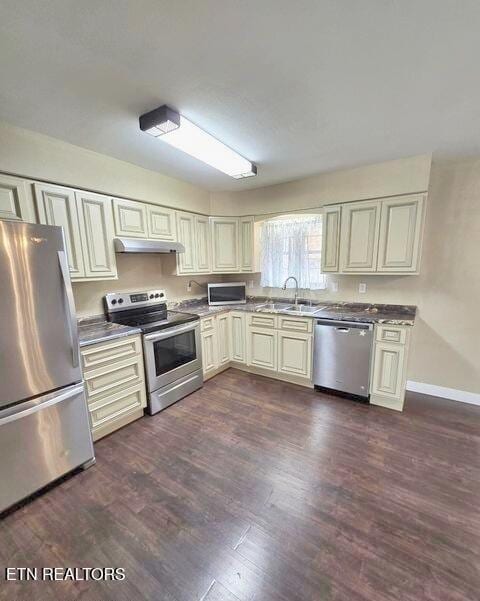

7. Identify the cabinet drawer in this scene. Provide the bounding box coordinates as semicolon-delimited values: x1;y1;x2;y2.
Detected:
81;335;142;372
90;383;146;429
84;356;144;401
249;313;277;329
278;315;313;333
375;325;407;345
201;316;216;332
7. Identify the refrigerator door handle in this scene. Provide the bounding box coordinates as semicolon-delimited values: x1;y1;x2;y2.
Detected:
0;383;85;426
58;250;80;368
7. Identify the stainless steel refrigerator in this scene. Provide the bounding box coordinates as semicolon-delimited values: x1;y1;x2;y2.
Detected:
0;220;94;513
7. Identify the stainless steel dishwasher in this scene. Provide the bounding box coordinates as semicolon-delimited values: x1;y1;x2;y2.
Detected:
313;320;373;401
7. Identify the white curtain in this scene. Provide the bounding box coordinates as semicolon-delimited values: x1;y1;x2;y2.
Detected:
260;214;326;290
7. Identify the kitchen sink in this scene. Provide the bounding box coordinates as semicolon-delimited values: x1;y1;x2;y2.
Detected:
255;303;294;311
283;304;325;314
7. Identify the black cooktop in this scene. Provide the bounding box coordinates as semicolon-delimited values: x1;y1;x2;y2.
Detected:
107;307;198;334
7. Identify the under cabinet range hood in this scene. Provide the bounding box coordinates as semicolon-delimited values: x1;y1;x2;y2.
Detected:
114;238;185;254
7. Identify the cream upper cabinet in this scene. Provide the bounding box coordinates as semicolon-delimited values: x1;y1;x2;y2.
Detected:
34;183;85;278
195;214;211;273
76;191;117;279
321;205;341;272
376;194;425;273
211;217;240;273
147;204;176;240
239;217;254;272
112;198;148;238
0;174;33;222
217;313;231;366
176;211;196;274
340;200;381;272
230;312;246;363
277;331;312;380
247;327;277;371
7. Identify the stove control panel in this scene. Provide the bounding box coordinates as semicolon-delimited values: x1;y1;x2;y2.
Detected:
105;289;166;312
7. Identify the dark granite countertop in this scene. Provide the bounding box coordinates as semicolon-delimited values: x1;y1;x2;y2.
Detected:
169;297;417;326
78;315;142;347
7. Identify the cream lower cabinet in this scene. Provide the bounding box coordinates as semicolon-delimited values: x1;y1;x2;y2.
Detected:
200;314;230;379
230;311;247;363
217;313;231;366
248;328;278;371
80;334;147;441
370;324;410;411
278;331;312;379
323;193;426;275
245;313;313;384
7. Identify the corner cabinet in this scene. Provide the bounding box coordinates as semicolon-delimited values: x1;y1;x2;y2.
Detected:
239;217;254;272
76;192;117;280
322;193;426;275
176;211;206;275
210;217;240;273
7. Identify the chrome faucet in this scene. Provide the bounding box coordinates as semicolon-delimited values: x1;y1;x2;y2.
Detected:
282;276;299;305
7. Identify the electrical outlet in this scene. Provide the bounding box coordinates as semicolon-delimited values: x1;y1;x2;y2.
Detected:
359;282;367;294
249;280;254;289
331;281;338;293
187;284;192;292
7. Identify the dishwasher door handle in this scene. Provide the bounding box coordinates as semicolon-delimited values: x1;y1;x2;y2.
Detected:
336;327;350;332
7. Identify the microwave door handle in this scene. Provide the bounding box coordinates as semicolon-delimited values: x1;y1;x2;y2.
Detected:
58;250;80;368
144;322;198;342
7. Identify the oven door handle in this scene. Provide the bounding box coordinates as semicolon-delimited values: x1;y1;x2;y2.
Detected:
143;321;199;342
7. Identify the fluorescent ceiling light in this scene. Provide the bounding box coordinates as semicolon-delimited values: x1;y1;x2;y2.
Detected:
139;105;257;179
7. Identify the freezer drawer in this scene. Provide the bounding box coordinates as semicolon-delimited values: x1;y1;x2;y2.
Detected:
0;383;94;513
313;319;373;399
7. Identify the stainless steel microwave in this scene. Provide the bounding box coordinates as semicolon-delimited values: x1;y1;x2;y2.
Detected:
207;282;247;305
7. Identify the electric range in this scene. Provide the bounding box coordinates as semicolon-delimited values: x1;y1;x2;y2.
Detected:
105;289;203;414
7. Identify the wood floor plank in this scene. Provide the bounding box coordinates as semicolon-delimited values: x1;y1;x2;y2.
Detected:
1;368;479;601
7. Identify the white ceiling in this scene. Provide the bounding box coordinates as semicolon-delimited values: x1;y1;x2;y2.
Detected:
1;1;479;191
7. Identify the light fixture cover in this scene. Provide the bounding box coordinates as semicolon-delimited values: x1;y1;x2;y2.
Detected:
139;105;257;179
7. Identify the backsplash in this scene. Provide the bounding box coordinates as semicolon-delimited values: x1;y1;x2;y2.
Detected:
72;253;224;316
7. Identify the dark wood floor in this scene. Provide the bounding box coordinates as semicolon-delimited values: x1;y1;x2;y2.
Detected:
1;368;479;601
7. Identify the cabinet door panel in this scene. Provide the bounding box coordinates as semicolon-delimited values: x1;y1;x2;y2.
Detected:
371;342;405;398
278;332;312;379
377;195;424;272
34;183;85;278
176;211;196;274
321;206;341;272
147;205;176;240
240;217;254;272
76;192;117;279
217;314;231;366
112;198;147;238
211;217;239;272
0;175;29;221
195;215;211;272
341;201;380;272
201;329;218;375
231;312;246;363
248;328;277;371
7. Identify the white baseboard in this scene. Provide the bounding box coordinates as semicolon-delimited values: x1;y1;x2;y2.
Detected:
406;381;480;406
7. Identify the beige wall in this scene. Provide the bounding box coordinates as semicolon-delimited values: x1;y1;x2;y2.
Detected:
237;158;480;395
0;121;210;214
211;154;432;216
73;253;220;316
